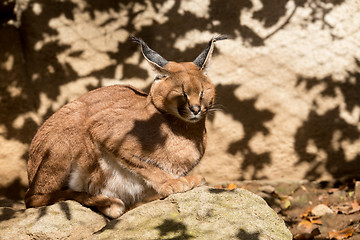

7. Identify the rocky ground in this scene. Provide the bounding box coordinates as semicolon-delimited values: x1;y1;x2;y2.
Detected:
2;180;360;239
0;186;292;240
214;178;360;239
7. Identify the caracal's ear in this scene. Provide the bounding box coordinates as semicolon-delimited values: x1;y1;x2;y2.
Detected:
193;35;228;74
131;37;169;76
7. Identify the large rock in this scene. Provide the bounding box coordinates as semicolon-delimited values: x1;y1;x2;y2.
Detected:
0;187;291;240
87;186;292;240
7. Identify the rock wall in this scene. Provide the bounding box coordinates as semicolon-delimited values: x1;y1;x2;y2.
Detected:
0;0;360;199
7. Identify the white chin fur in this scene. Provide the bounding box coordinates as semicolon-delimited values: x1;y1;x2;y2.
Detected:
183;114;202;123
169;107;202;123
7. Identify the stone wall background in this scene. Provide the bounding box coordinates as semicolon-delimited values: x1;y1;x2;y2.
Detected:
1;0;360;200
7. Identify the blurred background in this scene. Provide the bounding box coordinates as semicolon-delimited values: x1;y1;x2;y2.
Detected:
1;0;360;201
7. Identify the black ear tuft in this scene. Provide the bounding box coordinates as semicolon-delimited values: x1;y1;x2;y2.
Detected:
131;37;169;68
213;35;229;42
193;35;229;72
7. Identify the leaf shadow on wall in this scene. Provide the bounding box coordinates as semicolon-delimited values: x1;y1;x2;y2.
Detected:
294;58;360;180
210;84;275;180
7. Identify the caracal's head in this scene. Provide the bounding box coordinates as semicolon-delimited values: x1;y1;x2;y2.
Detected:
132;36;227;123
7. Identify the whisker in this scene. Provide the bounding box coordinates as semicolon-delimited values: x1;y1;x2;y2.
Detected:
207;109;223;113
207;104;225;113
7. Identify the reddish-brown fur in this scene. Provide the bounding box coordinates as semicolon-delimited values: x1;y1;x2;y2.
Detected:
25;38;223;218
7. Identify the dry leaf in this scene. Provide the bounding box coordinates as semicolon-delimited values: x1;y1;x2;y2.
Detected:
281;199;291;209
308;216;322;225
297;219;315;234
299;208;313;219
226;183;237;190
329;227;354;239
348;191;354;198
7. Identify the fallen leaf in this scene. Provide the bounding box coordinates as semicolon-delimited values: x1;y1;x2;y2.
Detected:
299;208;313;219
348;191;354;198
297;219;315;234
308;217;322;225
226;183;237;190
329;227;354;239
281;199;291;209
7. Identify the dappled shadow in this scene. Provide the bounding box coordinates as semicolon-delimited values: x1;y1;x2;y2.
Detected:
306;0;345;31
0;0;16;25
0;198;27;222
0;207;18;222
294;58;360;180
36;201;72;221
116;113;205;154
0;177;27;201
207;187;240;195
36;205;47;220
156;219;194;240
94;219;121;234
0;24;38;149
118;113;168;153
59;201;71;220
208;0;263;46
0;0;264;147
236;229;260;240
208;188;228;194
213;84;274;180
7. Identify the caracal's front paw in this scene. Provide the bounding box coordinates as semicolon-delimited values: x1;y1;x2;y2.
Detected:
157;175;206;197
184;175;206;188
97;198;125;219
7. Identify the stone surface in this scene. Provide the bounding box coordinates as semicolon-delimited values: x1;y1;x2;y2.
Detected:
0;200;108;240
86;187;292;240
0;187;291;240
311;204;334;217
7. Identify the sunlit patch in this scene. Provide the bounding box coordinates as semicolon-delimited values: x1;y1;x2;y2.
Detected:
32;3;42;16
